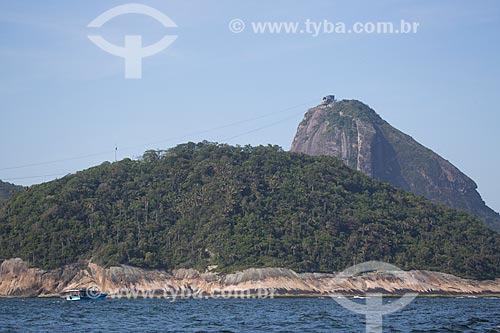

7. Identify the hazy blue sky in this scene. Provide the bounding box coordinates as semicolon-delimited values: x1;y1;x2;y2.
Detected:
1;0;499;212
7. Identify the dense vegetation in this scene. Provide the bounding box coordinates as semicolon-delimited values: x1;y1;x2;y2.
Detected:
0;180;23;206
1;142;499;279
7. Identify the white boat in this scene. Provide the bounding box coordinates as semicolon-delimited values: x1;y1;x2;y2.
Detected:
62;289;108;301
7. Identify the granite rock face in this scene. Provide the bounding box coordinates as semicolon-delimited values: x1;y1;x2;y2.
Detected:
1;258;500;297
291;99;500;231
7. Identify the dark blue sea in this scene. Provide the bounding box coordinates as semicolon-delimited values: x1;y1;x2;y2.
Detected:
1;297;500;332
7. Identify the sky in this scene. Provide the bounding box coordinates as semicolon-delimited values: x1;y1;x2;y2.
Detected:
1;0;499;212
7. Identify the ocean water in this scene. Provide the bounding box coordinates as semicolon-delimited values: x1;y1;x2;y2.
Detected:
1;297;500;332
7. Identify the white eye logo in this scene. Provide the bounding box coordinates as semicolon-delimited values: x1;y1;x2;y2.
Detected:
88;3;178;79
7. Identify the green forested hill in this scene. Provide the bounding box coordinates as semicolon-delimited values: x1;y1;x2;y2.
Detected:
0;180;23;206
1;142;499;279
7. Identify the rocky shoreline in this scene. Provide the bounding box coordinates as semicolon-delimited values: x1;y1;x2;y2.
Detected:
1;258;500;298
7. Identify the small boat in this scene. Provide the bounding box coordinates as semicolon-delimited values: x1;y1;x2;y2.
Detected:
62;289;108;301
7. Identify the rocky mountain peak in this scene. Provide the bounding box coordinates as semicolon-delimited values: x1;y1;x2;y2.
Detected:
291;98;500;231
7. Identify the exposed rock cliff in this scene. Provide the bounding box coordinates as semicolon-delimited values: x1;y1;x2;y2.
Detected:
1;259;499;298
291;99;500;231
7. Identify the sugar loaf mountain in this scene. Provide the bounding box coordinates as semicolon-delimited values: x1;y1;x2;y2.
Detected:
292;96;500;232
2;98;500;297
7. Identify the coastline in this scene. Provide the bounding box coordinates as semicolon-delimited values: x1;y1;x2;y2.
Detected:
2;258;500;299
8;293;500;299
